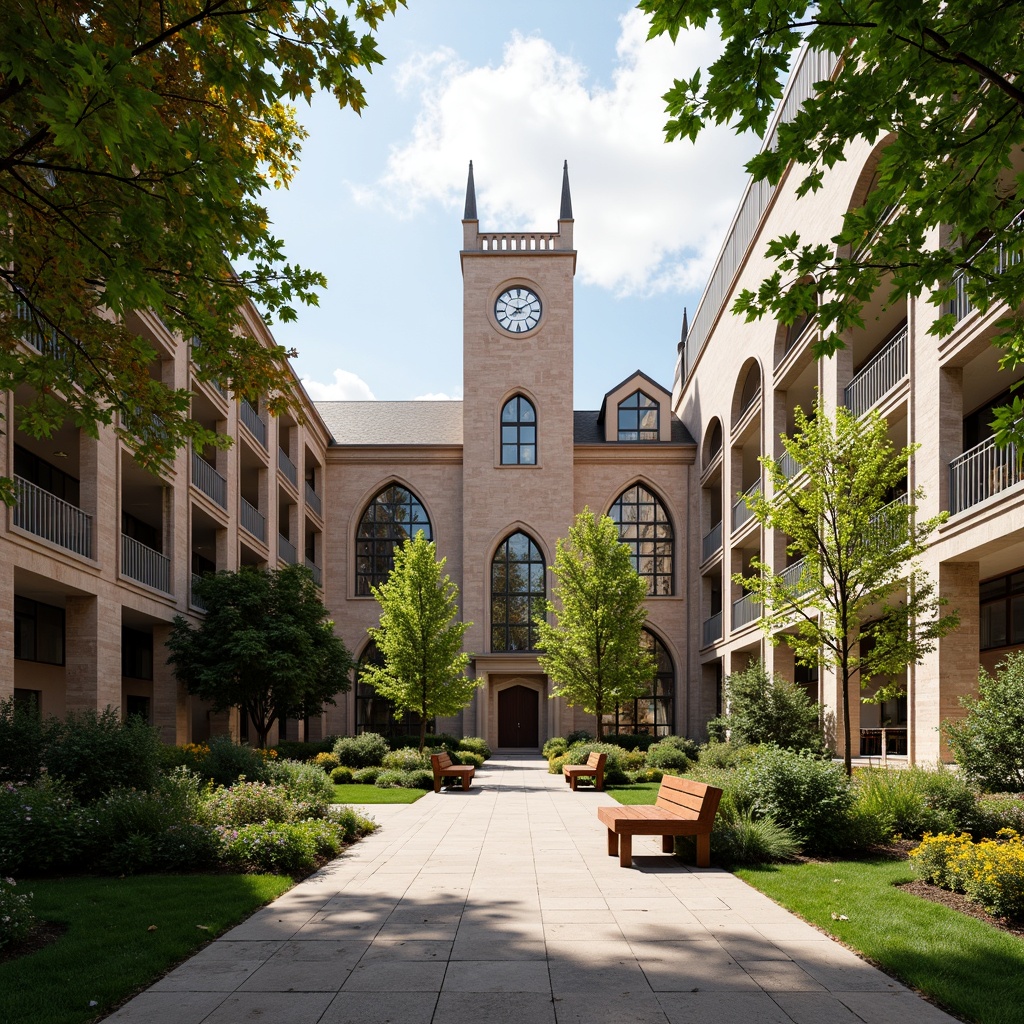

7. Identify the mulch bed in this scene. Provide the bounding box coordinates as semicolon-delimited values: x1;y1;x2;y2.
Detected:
0;920;67;966
897;878;1024;939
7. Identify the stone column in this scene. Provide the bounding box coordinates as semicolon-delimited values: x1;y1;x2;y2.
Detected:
0;557;13;701
151;623;187;743
65;594;121;712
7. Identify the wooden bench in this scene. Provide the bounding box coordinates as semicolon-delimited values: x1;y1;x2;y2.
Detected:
597;775;722;868
563;751;607;791
430;751;475;793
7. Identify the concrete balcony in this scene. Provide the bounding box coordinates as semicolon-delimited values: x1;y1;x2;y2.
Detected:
190;573;209;612
949;436;1022;515
701;521;722;563
13;475;93;558
191;449;227;509
305;558;322;587
240;399;267;449
950;208;1024;323
240;497;266;543
732;480;761;533
305;482;322;519
702;611;722;647
844;325;908;418
732;593;760;630
122;534;171;593
279;535;297;565
278;449;298;488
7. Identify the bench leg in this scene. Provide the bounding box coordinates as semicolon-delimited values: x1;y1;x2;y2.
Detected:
662;835;674;854
619;833;633;868
606;828;618;858
433;775;441;794
462;775;471;790
695;833;711;868
570;776;577;791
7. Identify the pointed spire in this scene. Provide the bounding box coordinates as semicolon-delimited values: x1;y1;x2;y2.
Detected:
463;160;477;220
559;159;573;220
678;308;688;352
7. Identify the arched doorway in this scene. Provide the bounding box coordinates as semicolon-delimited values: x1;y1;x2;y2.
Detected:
498;684;539;748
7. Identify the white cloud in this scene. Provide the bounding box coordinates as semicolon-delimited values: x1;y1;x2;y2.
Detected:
356;10;756;297
301;369;376;401
414;387;463;401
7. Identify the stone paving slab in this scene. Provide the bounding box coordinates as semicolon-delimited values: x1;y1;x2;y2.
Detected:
102;755;960;1024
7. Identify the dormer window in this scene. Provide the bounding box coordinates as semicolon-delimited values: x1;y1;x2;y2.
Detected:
618;390;659;442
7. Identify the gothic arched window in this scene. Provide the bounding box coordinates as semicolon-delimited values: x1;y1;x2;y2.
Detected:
500;395;537;465
355;484;432;596
354;641;434;739
603;630;675;737
491;531;545;652
608;484;674;595
617;390;660;442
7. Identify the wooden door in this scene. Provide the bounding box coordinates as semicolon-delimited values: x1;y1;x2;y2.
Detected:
498;685;539;748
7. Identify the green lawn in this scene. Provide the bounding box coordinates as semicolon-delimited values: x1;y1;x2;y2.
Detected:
737;858;1024;1024
332;784;427;804
0;874;291;1024
605;781;660;805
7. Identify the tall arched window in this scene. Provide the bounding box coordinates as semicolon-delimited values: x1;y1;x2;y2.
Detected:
618;390;660;441
355;484;432;596
501;395;537;465
354;641;434;739
603;630;674;737
608;484;673;595
491;531;545;652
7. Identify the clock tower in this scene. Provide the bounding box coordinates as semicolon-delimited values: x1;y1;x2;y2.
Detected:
459;161;578;742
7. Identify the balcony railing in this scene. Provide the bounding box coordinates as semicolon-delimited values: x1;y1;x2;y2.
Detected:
305;558;322;587
860;728;908;758
702;611;722;647
190;573;209;612
240;399;267;449
702;521;723;562
844;325;908;418
13;476;93;558
122;534;171;593
781;557;813;595
16;299;67;360
305;481;322;518
278;448;298;487
950;208;1024;322
191;449;227;508
866;493;910;550
949;436;1022;515
732;593;761;630
279;535;297;565
732;480;761;532
240;497;266;543
778;450;800;480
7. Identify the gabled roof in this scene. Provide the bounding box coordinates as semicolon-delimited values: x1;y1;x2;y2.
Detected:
315;401;463;446
596;369;673;427
574;410;694;446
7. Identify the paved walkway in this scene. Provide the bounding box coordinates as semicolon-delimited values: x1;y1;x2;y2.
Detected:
104;756;958;1024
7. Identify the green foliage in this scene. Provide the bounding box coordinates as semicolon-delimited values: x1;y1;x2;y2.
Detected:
265;758;334;809
0;1;404;489
220;819;345;875
566;729;595;745
381;748;430;772
536;510;656;739
458;736;491;759
389;732;461;752
738;404;958;773
0;778;90;876
334;732;389;768
205;781;296;827
0;877;34;952
710;661;825;753
543;737;569;760
975;795;1024;839
168;565;353;748
402;768;435;790
364;533;477;751
643;1;1024;450
696;741;760;771
679;807;801;866
548;742;630;786
451;750;485;769
945;652;1024;792
43;707;162;802
330;765;354;785
199;737;273;788
326;805;376;844
310;752;341;774
0;697;45;784
373;769;406;789
273;739;336;760
351;766;381;785
602;733;658;752
645;740;693;773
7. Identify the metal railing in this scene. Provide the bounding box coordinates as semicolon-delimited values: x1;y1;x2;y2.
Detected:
778;450;800;479
190;573;209;612
191;449;227;508
304;481;322;518
702;521;723;562
279;534;297;565
240;399;267;449
122;534;171;593
860;728;908;758
781;556;813;595
950;208;1024;322
702;611;722;647
305;558;322;587
949;436;1022;515
16;299;67;360
732;593;761;630
865;493;910;550
278;448;298;487
13;476;93;557
844;325;908;417
732;480;761;532
240;497;266;542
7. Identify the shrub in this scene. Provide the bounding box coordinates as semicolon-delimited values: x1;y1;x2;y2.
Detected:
402;768;434;790
266;758;333;811
327;805;377;843
945;652;1024;792
710;661;825;754
197;736;272;788
220;819;345;875
458;737;491;759
451;750;485;769
273;739;335;760
310;752;341;774
374;769;405;789
0;778;90;875
205;781;295;827
159;742;209;774
43;707;162;801
566;730;594;745
330;765;354;785
657;735;701;760
382;748;430;772
696;741;760;770
0;697;45;784
352;766;380;784
975;794;1024;838
646;741;693;773
677;807;801;866
549;743;629;786
543;737;568;760
388;733;461;752
334;733;389;768
0;877;35;952
601;733;657;752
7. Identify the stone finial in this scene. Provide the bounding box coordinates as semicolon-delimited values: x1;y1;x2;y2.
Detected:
464;160;478;220
559;160;573;220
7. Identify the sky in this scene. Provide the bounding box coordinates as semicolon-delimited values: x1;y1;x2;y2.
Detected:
262;1;760;409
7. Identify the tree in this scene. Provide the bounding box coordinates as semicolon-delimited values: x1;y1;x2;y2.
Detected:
708;660;825;754
944;651;1024;793
736;402;959;774
535;509;656;740
363;532;476;753
0;0;404;501
642;1;1024;443
167;564;352;747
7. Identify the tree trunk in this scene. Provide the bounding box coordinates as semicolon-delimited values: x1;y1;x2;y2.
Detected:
419;713;427;754
841;666;852;777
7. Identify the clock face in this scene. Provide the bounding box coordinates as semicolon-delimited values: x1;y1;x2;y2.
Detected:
495;287;542;334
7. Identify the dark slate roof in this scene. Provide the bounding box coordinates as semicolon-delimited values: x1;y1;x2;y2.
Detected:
573;410;695;445
314;401;463;446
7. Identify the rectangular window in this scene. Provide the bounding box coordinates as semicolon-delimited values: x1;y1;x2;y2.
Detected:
13;689;42;716
981;567;1024;651
125;694;151;723
122;627;154;680
14;597;65;665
